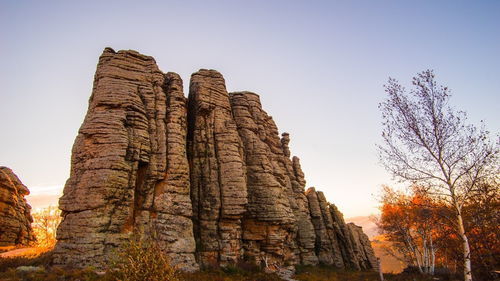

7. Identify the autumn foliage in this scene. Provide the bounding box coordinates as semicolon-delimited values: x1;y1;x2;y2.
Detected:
31;206;61;249
377;182;499;281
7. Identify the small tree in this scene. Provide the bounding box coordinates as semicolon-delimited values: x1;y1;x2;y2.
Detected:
377;185;442;274
32;206;61;249
377;70;498;281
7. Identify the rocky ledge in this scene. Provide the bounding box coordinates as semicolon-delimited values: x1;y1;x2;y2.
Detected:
53;48;378;272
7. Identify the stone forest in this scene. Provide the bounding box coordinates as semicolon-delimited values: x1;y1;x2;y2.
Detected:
0;48;378;277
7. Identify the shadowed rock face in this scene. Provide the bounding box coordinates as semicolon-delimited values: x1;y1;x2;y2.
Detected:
54;48;377;271
348;223;379;271
306;187;378;271
0;167;35;247
306;188;344;267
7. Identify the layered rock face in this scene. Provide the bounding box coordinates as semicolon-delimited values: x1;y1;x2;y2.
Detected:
0;167;35;246
306;188;378;271
54;48;377;272
54;49;197;270
187;70;248;267
348;223;379;271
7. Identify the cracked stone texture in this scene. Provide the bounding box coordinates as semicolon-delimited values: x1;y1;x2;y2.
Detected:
229;92;298;266
0;167;35;246
328;203;360;269
306;188;377;270
53;48;377;272
281;136;318;265
187;70;248;267
306;188;337;266
348;223;379;271
54;48;197;270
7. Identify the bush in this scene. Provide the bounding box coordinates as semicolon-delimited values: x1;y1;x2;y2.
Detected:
107;238;179;281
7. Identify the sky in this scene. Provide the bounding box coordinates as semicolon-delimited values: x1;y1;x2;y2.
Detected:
1;0;499;217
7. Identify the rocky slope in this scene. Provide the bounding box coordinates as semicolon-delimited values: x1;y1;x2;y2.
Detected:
54;48;378;272
0;167;35;246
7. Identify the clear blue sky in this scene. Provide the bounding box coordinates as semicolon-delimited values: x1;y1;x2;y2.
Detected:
1;0;499;217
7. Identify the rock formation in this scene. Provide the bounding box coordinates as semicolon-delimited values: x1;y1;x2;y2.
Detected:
305;188;378;271
54;48;197;270
306;188;343;267
54;48;377;272
0;167;35;246
348;223;379;271
187;70;248;267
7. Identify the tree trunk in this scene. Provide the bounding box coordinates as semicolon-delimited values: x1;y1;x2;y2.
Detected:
404;232;423;273
378;258;384;281
430;235;435;275
456;207;472;281
423;237;428;274
413;246;423;274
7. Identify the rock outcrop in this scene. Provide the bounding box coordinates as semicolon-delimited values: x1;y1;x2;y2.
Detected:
54;48;377;272
305;188;378;271
187;70;248;267
54;49;197;270
0;167;35;246
348;223;379;271
306;188;344;267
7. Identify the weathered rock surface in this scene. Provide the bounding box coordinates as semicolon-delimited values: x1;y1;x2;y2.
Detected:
306;188;378;270
54;48;377;272
306;188;343;267
348;223;379;271
0;167;35;246
187;70;248;267
229;92;297;266
54;48;197;270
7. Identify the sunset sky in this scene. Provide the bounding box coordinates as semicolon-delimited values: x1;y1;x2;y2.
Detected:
1;0;499;217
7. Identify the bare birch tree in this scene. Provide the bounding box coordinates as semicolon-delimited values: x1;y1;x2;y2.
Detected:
377;70;498;281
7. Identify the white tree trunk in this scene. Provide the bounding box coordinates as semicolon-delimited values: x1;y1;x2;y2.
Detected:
430;235;435;275
456;207;473;281
413;246;423;274
423;237;428;274
378;258;384;281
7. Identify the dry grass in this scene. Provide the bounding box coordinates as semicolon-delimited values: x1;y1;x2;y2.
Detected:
0;266;106;281
0;247;53;271
294;265;460;281
295;265;379;281
0;246;460;281
179;266;282;281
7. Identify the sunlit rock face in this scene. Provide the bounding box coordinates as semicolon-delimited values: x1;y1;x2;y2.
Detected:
54;48;377;272
229;91;299;266
0;167;35;247
53;48;198;270
187;70;248;267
